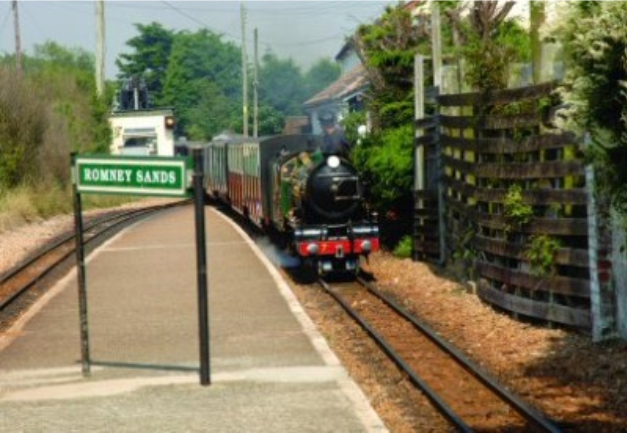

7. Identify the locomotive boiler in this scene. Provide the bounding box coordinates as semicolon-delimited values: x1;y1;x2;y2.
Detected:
203;133;379;275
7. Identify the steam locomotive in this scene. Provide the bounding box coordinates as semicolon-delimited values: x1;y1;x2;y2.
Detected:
203;133;379;275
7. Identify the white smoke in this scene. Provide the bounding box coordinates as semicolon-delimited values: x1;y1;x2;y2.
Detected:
255;236;301;269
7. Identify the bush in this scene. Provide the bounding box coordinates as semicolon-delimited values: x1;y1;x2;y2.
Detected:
0;68;48;189
393;235;413;258
352;124;414;214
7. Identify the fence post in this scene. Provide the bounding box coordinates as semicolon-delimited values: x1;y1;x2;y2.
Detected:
586;160;616;341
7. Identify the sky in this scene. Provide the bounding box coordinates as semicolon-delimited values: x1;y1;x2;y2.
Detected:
0;1;392;79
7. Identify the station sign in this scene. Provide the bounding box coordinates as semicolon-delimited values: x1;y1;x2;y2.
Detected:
74;155;190;197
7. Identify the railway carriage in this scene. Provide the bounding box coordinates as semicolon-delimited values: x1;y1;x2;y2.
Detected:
204;136;229;201
203;133;379;275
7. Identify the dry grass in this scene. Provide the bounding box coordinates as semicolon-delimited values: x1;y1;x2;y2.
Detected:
0;185;142;236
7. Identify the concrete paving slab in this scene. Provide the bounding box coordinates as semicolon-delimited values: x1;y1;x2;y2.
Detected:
0;205;387;432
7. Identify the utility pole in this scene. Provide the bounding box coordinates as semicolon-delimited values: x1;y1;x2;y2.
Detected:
430;0;442;90
530;1;546;84
253;28;258;138
241;2;248;137
12;0;22;74
95;1;106;96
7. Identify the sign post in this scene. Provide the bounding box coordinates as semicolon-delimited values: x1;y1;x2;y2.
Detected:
71;154;210;385
192;148;210;385
71;153;91;377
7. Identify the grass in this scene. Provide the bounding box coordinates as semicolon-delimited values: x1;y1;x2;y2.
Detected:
0;182;140;235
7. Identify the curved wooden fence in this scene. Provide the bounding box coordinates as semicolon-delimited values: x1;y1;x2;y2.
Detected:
415;82;591;329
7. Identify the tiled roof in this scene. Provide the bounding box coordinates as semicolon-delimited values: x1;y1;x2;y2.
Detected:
304;64;369;107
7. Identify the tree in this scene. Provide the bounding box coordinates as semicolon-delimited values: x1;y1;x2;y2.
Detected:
555;2;627;213
160;29;242;137
28;42;112;155
353;3;429;130
185;81;236;140
258;52;307;116
116;23;175;102
348;3;430;217
446;1;529;91
0;42;112;189
303;58;340;99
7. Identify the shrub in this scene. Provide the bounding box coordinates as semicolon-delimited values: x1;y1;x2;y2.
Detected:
352;124;414;214
525;235;562;277
503;184;533;233
393;235;413;259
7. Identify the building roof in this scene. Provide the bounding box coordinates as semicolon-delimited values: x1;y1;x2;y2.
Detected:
304;64;369;108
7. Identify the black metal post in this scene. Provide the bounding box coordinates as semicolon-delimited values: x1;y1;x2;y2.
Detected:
71;153;90;377
192;148;210;386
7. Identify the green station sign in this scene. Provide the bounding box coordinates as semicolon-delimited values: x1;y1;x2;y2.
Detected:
75;155;190;197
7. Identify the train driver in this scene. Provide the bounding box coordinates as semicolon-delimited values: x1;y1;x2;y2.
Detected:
318;110;351;157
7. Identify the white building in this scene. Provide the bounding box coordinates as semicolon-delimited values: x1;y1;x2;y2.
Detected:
109;109;176;157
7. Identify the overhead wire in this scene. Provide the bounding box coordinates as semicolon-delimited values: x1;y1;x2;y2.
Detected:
1;1;388;67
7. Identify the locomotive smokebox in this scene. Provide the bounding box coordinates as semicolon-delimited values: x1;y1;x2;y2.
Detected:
305;156;362;222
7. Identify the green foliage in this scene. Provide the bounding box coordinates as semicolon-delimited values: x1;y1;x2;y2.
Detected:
258;52;307;116
524;235;562;277
393;235;413;259
346;2;429;234
452;224;477;280
0;68;48;188
503;184;534;232
352;124;414;212
304;58;340;99
0;41;111;193
354;3;429;130
340;111;367;146
160;29;242;137
555;2;627;214
116;22;175;102
27;42;113;156
450;3;530;90
117;24;337;137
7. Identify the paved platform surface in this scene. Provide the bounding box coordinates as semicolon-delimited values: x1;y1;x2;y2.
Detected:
0;205;387;432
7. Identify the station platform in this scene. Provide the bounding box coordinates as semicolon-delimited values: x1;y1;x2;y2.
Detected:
0;204;387;432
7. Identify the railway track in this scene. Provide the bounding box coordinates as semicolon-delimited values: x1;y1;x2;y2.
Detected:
0;200;190;324
318;276;562;432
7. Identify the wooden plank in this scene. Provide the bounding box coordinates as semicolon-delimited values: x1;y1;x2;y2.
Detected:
475;187;588;205
477;284;591;328
482;113;542;130
444;176;476;198
440;113;542;130
443;155;584;179
415;135;437;147
476;261;590;298
444;195;476;218
477;213;589;236
415;116;438;129
414;240;440;253
441;133;577;154
414;190;438;200
438;82;556;107
475;160;584;179
439;114;477;129
443;197;588;237
474;235;590;268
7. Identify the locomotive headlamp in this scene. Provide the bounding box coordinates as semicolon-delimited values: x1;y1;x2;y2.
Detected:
306;243;319;255
327;155;340;168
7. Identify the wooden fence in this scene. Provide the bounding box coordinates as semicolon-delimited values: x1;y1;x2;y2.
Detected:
415;82;592;329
